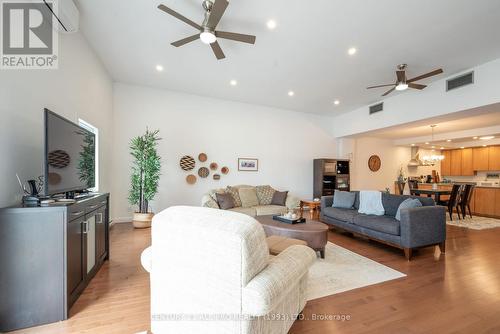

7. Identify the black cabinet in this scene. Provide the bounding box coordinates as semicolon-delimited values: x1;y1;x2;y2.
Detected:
0;193;110;332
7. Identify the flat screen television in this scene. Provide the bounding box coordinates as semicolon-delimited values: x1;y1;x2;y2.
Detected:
44;109;96;196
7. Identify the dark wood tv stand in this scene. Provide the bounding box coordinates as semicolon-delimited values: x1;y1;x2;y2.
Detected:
0;193;110;332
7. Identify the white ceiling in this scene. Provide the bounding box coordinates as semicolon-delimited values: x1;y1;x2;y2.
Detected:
76;0;500;115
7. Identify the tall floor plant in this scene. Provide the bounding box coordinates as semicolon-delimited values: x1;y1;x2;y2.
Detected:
129;129;161;228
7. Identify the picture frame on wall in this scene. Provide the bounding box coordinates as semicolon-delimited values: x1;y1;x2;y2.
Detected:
238;158;258;172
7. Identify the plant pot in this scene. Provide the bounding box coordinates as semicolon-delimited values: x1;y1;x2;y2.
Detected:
133;212;154;229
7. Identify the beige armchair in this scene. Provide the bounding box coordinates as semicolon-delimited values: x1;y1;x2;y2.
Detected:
141;206;316;334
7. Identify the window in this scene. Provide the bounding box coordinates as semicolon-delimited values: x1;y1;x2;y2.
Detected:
78;119;99;192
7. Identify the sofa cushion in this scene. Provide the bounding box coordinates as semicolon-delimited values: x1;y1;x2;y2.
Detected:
228;206;257;217
254;205;287;216
382;193;434;217
322;207;359;224
395;198;422;221
333;190;356;209
353;214;401;236
256;185;275;205
226;186;242;207
239;187;260;208
271;191;288;206
215;192;235;210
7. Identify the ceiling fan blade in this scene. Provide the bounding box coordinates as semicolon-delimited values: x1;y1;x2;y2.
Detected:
158;4;201;31
210;41;225;60
407;68;443;83
396;70;405;83
171;34;200;47
216;31;256;44
408;83;427;90
367;84;395;89
206;0;229;29
382;87;395;96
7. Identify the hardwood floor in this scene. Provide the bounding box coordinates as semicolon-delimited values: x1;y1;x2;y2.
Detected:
14;223;500;334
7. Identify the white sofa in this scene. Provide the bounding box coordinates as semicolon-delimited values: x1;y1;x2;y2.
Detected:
141;206;316;334
201;184;300;217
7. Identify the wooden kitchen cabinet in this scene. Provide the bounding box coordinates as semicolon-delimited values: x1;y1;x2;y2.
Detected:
495;189;500;217
461;148;474;176
450;149;462;176
489;146;500;171
441;150;451;176
473;147;489;171
473;187;496;216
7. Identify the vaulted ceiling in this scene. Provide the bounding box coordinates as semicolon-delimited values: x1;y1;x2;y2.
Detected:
77;0;500;115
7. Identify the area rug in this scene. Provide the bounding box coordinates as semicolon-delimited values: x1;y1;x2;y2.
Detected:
446;215;500;230
307;242;406;300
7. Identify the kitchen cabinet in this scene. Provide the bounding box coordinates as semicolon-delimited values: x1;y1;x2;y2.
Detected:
474;188;496;216
489;146;500;171
495;189;500;217
473;147;489;171
450;149;462;176
441;150;451;176
461;148;474;176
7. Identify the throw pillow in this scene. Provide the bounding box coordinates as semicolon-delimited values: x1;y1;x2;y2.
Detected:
238;187;260;208
226;186;242;207
256;185;275;205
332;190;356;209
271;190;288;206
215;193;235;210
395;198;422;221
203;198;220;209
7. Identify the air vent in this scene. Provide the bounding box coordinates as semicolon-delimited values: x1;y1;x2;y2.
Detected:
446;71;474;91
369;102;384;114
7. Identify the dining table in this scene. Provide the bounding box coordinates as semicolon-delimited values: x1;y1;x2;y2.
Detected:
411;188;451;203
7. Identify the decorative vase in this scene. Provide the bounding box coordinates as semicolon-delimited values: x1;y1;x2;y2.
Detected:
132;212;154;229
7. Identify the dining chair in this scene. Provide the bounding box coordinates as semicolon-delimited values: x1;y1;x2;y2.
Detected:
459;184;475;219
408;180;418;196
439;184;463;221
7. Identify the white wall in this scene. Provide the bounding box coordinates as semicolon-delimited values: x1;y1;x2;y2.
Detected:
111;83;337;220
0;32;113;207
345;138;439;193
332;57;500;137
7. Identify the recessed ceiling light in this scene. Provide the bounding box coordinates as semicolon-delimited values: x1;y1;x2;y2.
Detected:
266;19;277;30
347;47;357;56
446;139;452;142
230;79;237;86
473;136;478;139
479;136;495;140
288;91;295;97
333;100;340;105
156;65;164;72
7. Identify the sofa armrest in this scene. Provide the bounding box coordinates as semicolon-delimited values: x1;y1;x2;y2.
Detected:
285;194;300;210
242;245;316;316
140;246;152;273
400;206;446;248
321;196;333;210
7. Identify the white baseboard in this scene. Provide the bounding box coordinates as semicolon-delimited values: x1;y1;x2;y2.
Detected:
111;217;132;224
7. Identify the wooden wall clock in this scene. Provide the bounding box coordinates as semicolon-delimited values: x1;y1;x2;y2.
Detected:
368;155;381;172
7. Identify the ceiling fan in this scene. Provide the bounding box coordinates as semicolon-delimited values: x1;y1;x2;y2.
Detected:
157;0;256;60
367;64;443;97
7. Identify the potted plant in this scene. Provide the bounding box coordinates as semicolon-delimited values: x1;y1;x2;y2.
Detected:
129;129;161;228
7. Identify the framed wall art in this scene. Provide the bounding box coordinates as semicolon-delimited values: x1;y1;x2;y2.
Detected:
238;158;258;172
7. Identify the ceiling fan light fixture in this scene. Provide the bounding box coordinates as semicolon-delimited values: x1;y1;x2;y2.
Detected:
200;31;216;44
395;83;408;91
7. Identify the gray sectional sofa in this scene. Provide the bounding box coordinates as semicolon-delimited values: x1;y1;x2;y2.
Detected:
320;192;446;260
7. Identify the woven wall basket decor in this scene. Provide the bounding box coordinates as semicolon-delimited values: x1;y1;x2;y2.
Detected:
180;155;196;171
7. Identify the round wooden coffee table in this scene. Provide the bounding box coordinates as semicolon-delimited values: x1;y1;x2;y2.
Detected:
256;215;329;258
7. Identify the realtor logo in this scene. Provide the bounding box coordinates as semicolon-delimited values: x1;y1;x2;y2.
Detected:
1;0;58;69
